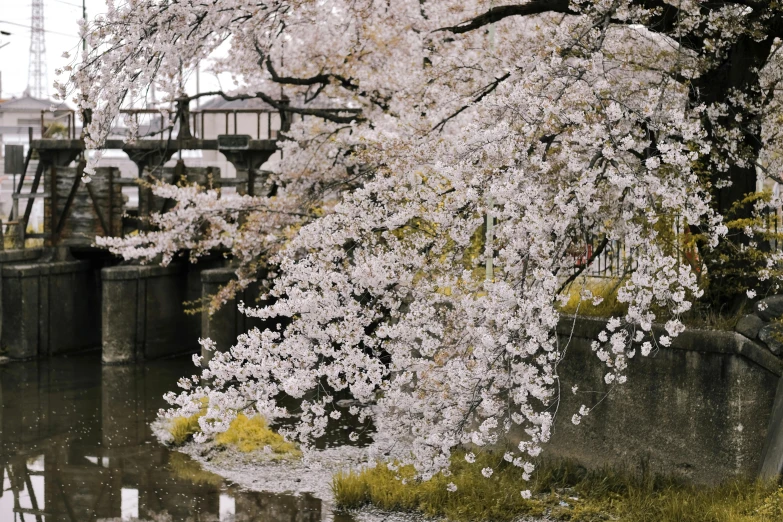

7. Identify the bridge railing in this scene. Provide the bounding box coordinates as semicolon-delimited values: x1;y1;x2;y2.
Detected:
41;107;283;141
41;104;362;143
39;109;78;140
115;108;282;141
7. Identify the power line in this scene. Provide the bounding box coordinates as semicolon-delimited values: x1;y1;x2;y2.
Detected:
0;20;78;38
51;0;83;7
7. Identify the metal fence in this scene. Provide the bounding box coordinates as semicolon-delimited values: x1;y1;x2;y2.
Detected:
569;215;691;278
570;208;783;278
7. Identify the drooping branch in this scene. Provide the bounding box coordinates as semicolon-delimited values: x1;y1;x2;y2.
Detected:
432;71;512;132
264;56;359;92
557;236;610;295
435;1;576;34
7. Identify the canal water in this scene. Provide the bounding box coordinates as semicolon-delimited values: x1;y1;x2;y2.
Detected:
0;354;356;522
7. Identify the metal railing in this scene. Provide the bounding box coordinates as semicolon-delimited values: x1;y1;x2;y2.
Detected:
42;105;361;142
41;107;282;141
194;108;279;140
39;110;78;140
569;209;783;279
570;216;691;278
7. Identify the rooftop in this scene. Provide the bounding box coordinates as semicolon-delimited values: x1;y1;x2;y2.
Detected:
0;95;72;113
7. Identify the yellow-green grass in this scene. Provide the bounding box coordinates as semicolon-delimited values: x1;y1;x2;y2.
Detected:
166;407;301;458
214;414;302;457
167;407;206;446
333;453;783;522
558;278;627;318
557;277;745;331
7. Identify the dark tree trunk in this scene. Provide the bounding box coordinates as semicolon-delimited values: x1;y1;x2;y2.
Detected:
692;33;773;219
687;29;778;309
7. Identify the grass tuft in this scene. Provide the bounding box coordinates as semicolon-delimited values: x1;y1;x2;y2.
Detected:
165;402;300;459
167;410;206;446
558;278;627;318
333;453;783;522
214;414;301;457
558;277;746;331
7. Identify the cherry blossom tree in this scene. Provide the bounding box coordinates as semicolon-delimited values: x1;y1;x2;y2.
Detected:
64;0;783;490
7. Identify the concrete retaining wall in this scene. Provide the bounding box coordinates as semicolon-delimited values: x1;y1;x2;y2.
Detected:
542;316;781;484
1;258;100;359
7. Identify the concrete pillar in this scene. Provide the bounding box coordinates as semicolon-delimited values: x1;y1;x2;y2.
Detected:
2;265;41;359
201;268;241;364
218;147;274;196
1;259;97;359
0;248;43;344
102;266;144;364
102;264;191;364
201;267;272;365
102;263;220;364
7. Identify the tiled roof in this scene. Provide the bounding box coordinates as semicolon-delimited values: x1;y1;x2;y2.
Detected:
0;95;72;112
197;94;344;110
199;96;274;110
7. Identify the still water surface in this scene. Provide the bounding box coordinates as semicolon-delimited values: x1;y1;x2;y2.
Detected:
0;354;355;522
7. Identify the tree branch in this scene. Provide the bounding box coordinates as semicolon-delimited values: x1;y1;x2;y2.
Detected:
265;56;359;92
436;1;576;34
557;236;610;295
432;71;512;132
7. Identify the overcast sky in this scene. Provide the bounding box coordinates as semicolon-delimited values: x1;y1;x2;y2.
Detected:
0;0;223;103
0;0;106;99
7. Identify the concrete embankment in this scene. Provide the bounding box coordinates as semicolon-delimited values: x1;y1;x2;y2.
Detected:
544;315;782;484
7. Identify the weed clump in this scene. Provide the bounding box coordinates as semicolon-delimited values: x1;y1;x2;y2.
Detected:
333;453;783;522
557;277;746;331
333;452;544;520
558;278;627;318
165;402;300;459
167;408;206;446
215;414;301;457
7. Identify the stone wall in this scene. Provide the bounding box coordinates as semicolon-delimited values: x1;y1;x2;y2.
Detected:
541;316;781;484
46;166;124;247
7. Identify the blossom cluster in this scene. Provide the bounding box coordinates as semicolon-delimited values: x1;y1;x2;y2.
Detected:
67;0;782;486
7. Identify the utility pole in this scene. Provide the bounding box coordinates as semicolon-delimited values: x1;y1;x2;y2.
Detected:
196;66;200;109
82;0;87;52
27;0;47;99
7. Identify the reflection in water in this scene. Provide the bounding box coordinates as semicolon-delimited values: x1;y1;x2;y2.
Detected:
0;355;353;522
